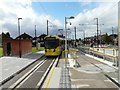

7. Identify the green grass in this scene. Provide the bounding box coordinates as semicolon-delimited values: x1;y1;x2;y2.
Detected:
0;48;3;57
32;47;44;53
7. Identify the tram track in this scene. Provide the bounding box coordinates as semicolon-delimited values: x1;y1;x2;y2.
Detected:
1;55;58;89
6;57;56;89
9;59;47;89
0;55;46;87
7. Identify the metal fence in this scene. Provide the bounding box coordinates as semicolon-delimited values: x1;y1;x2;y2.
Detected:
78;46;119;67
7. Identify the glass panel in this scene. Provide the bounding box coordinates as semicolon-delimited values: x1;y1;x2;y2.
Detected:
45;39;59;49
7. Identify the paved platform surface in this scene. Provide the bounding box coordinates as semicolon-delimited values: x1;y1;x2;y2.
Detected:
42;67;61;88
69;53;118;88
44;50;119;89
0;49;119;89
0;51;45;83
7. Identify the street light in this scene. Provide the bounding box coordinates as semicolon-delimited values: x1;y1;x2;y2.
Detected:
65;16;74;59
18;18;22;58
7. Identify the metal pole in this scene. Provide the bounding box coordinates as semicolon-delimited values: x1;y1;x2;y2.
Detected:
112;27;114;45
94;18;99;48
100;25;102;47
47;20;48;35
118;1;120;85
18;18;22;58
96;18;99;48
65;17;67;59
35;25;36;38
35;25;37;47
74;27;76;47
84;30;85;46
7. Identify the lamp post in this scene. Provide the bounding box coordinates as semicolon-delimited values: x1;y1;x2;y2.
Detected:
18;18;22;58
65;16;74;59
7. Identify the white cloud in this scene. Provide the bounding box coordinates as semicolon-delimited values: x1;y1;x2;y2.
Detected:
69;2;118;39
33;0;119;2
0;0;119;40
0;0;62;38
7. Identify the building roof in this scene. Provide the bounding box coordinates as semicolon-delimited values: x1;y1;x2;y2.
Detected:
16;33;33;40
2;32;13;40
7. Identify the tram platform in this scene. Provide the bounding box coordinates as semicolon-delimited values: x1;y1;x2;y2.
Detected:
0;51;45;84
42;49;119;89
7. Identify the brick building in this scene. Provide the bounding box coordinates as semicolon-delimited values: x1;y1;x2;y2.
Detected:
2;32;32;57
3;39;32;56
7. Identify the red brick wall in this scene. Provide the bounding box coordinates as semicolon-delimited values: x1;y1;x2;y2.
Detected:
3;39;32;56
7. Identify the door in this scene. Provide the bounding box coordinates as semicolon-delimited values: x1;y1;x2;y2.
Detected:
6;42;11;56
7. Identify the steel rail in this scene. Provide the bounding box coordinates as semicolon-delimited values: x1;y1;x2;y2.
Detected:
9;59;46;89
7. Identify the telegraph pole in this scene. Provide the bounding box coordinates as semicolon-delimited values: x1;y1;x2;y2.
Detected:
47;20;48;35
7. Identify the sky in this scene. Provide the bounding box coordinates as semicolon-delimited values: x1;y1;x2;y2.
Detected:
0;0;119;39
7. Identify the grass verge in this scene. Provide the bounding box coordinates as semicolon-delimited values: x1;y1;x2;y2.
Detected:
0;48;3;57
32;47;44;53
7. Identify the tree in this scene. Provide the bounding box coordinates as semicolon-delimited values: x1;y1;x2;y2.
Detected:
103;33;112;44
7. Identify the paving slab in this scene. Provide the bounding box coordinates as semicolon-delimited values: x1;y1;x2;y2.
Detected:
0;51;44;83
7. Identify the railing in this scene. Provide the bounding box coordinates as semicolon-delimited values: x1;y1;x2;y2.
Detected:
78;46;118;67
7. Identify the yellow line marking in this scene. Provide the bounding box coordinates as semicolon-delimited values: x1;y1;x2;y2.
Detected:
45;67;55;88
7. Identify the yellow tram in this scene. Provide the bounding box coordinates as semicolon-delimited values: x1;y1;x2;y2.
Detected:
44;35;65;57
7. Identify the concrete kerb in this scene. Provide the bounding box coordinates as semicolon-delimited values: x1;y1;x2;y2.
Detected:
78;47;118;69
85;53;120;87
0;54;45;86
85;54;118;70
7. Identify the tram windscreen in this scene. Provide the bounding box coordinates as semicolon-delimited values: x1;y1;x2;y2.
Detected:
44;39;59;49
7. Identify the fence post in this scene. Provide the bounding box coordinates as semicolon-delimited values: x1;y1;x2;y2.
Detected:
103;49;105;60
113;49;116;66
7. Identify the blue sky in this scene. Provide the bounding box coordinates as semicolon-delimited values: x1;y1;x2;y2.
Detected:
0;0;118;38
32;2;98;23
